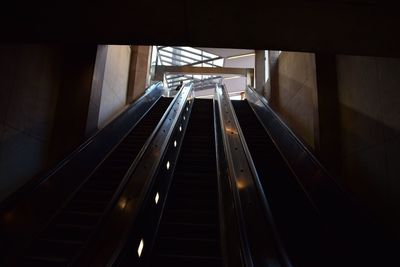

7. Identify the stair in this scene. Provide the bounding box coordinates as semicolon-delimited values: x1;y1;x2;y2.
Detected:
148;99;222;267
20;97;173;266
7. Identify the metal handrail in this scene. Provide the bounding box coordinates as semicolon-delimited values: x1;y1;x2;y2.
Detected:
72;84;187;265
0;81;163;211
113;86;195;266
243;85;392;266
215;85;253;267
244;86;349;212
79;84;194;266
0;82;165;264
215;84;293;267
214;91;246;267
246;86;331;179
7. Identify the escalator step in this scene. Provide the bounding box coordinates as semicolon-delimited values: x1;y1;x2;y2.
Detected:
152;254;222;267
21;97;173;265
21;257;69;267
52;211;100;227
158;222;219;240
163;210;218;225
27;239;81;260
155;237;220;257
148;99;221;266
40;224;91;242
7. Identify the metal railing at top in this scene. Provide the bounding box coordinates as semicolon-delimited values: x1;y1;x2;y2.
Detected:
153;46;224;89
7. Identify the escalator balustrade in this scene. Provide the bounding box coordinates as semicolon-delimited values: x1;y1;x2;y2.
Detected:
146;99;222;267
20;97;173;266
232;100;329;267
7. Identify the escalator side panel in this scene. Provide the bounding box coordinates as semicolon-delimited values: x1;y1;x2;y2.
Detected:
238;91;393;266
0;83;164;263
232;100;331;267
18;97;173;266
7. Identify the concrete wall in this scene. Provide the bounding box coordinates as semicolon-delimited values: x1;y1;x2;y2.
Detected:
0;44;98;203
0;45;62;202
50;45;97;161
265;51;400;237
127;46;151;103
86;45;108;136
98;45;131;129
267;51;317;149
336;55;400;235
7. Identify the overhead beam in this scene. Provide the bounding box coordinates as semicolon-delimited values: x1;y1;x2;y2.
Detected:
155;65;254;87
155;65;252;79
1;2;399;56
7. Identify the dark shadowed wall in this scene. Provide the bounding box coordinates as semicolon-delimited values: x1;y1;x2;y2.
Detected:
336;55;400;237
265;52;400;238
0;44;97;202
0;45;62;201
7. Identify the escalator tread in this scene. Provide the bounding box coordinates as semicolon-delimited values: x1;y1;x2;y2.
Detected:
20;97;173;266
232;100;332;267
148;99;222;266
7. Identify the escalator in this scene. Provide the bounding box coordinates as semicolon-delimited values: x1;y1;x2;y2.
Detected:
231;96;391;267
144;98;222;267
231;100;329;267
115;87;289;267
8;82;376;266
19;97;173;266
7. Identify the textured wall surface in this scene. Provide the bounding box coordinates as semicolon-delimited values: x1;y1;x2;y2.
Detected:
268;51;317;149
86;45;108;136
0;45;62;202
128;46;151;102
336;55;400;236
98;45;131;129
49;45;97;161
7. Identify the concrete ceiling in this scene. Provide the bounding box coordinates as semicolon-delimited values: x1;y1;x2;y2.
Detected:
1;1;399;56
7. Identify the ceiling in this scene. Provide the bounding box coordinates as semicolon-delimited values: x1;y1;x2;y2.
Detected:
1;1;399;57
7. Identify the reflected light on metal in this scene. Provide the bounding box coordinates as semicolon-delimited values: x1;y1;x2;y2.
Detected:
217;86;223;95
118;198;127;210
236;179;247;189
225;126;236;134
